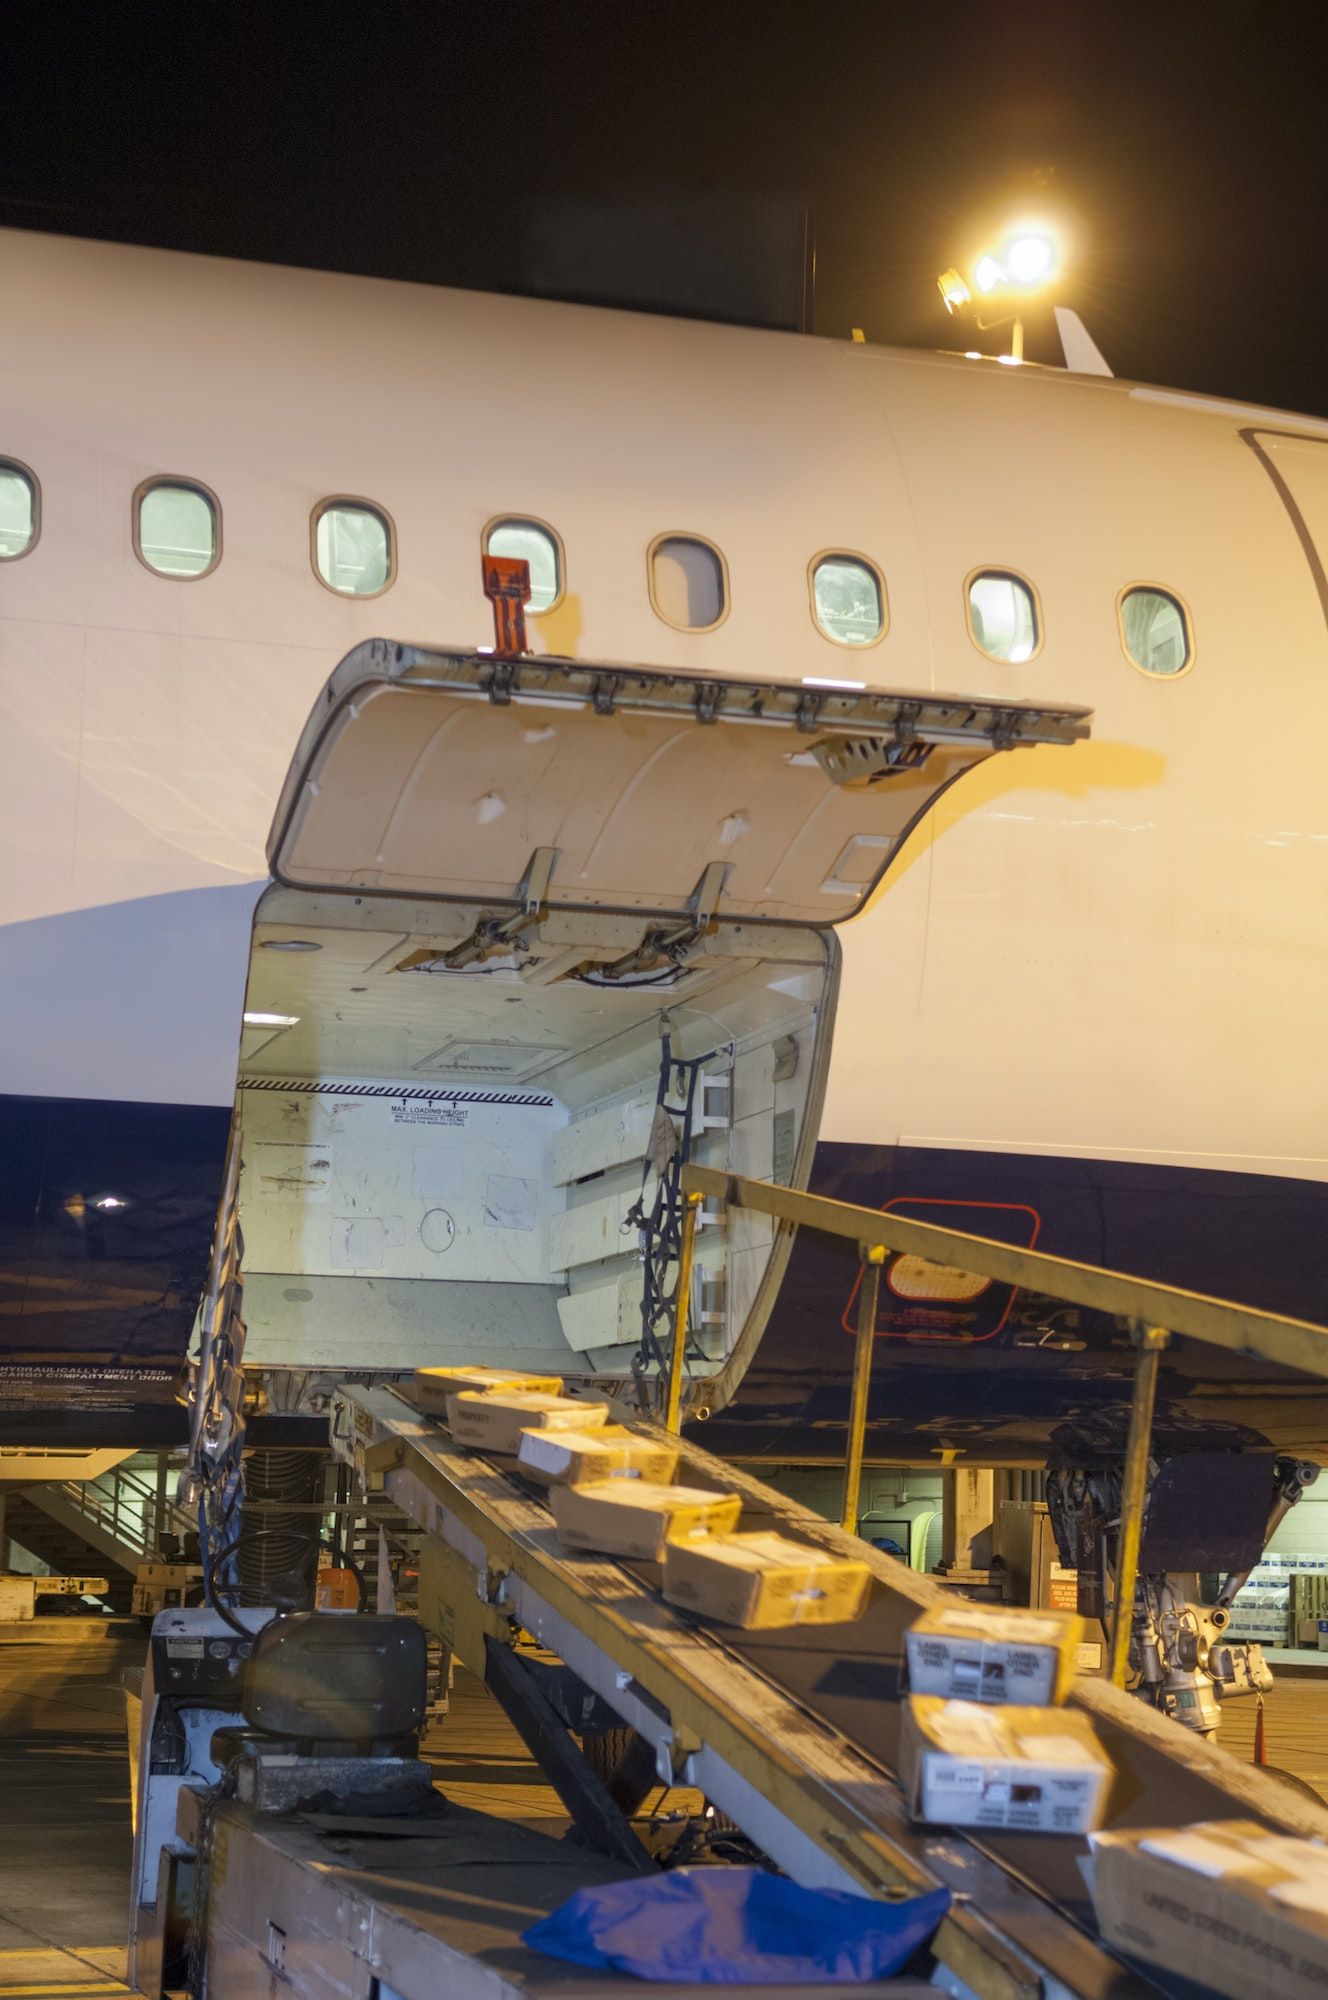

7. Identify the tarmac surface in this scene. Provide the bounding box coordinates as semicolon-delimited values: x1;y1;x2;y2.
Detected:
0;1620;1322;2000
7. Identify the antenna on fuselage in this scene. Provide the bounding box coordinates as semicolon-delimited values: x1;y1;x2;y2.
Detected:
1054;306;1113;377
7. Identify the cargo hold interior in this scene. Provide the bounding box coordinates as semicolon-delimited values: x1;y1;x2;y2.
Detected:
234;887;837;1398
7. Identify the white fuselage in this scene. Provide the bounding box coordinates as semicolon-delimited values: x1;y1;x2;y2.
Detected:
3;226;1327;1194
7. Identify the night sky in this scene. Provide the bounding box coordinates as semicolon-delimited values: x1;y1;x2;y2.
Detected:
4;3;1326;413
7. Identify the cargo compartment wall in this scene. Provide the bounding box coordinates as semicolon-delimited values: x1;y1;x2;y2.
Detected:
237;1083;566;1283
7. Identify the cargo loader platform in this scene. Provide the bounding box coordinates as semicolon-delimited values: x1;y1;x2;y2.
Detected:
189;1787;935;2000
336;1385;1328;2000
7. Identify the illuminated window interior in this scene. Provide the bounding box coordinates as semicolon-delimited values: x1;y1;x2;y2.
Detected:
138;481;217;578
485;518;560;612
315;501;392;596
1121;586;1191;676
812;555;884;645
968;570;1038;662
0;462;36;559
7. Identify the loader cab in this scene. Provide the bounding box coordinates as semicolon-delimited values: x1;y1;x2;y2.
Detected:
226;641;1089;1416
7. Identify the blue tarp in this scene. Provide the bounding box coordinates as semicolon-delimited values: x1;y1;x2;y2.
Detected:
523;1867;952;1984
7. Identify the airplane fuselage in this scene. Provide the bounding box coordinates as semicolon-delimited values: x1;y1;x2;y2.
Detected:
2;227;1326;1455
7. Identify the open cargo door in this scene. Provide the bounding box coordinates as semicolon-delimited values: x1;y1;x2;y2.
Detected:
224;642;1090;1422
268;642;1090;928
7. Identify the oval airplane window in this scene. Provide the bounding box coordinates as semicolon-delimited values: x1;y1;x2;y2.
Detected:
967;569;1039;662
313;499;394;597
649;533;727;632
0;460;38;560
484;517;562;613
1119;585;1192;678
135;478;220;579
811;553;886;647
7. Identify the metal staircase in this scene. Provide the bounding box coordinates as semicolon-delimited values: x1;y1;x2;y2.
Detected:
4;1453;195;1610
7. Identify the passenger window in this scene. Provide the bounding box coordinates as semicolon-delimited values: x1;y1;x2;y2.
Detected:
649;534;727;631
811;554;885;646
967;570;1038;662
314;500;393;597
1120;586;1191;677
484;518;561;613
136;479;219;578
0;461;37;559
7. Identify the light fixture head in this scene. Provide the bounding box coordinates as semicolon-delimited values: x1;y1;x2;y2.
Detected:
244;1010;300;1028
974;254;1006;295
936;267;972;315
1004;231;1055;285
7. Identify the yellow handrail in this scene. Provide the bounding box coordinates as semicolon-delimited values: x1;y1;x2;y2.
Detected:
681;1163;1328;1688
681;1165;1328;1381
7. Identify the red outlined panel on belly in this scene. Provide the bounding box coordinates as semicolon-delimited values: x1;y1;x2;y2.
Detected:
840;1197;1041;1344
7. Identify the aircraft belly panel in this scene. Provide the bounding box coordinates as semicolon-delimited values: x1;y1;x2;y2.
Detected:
2;1097;1327;1455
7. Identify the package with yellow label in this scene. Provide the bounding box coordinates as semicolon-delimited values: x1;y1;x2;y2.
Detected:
413;1365;563;1415
517;1426;679;1490
551;1479;741;1559
662;1531;870;1629
447;1390;607;1457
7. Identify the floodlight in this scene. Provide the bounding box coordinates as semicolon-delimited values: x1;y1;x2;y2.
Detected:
935;214;1070;364
1005;232;1056;285
937;267;972;315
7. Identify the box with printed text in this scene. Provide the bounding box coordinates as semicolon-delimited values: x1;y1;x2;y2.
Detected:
905;1602;1084;1706
1091;1820;1328;2000
898;1696;1110;1833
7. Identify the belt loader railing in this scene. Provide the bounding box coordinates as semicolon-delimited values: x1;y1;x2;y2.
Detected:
675;1166;1328;1689
337;1374;1328;2000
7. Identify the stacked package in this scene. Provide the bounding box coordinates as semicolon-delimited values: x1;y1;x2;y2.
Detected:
549;1470;871;1630
661;1531;871;1629
551;1481;742;1560
904;1603;1083;1706
519;1425;680;1488
1091;1821;1328;2000
414;1365;620;1461
899;1602;1109;1833
412;1364;871;1631
449;1390;610;1456
412;1365;565;1413
1224;1555;1293;1649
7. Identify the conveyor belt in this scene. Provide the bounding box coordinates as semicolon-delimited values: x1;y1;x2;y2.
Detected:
666;1451;1328;1935
337;1386;1328;2000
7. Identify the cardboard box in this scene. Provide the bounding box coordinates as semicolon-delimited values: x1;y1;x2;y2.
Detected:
413;1364;563;1414
517;1426;680;1490
447;1390;607;1457
898;1697;1110;1833
551;1479;742;1559
662;1532;871;1630
1091;1820;1328;2000
905;1602;1084;1706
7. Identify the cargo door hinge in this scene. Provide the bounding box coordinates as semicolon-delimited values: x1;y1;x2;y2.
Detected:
443;847;558;968
598;862;730;981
